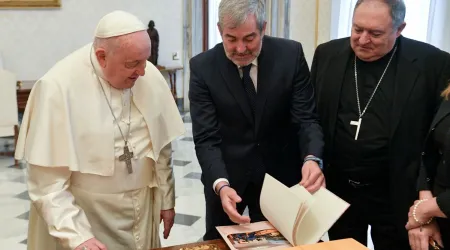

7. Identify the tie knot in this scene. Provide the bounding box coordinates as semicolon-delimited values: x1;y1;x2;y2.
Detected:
242;64;252;75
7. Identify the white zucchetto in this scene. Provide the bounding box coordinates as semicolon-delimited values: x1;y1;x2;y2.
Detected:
94;10;147;38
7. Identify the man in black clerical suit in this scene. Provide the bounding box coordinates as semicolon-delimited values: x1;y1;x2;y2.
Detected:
189;0;325;241
311;0;450;249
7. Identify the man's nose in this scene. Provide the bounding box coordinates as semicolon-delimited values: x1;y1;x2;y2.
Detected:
236;42;247;54
359;32;370;45
136;62;146;76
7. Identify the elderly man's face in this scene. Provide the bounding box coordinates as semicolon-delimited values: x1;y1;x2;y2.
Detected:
96;31;151;89
219;14;266;67
351;0;405;62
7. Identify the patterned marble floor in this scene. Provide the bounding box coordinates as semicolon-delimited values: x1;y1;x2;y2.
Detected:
0;112;374;249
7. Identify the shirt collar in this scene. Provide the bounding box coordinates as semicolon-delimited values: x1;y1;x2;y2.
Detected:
238;58;258;68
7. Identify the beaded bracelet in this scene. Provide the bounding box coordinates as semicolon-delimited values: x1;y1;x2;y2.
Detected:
413;199;433;227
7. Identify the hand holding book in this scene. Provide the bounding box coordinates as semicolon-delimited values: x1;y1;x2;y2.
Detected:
217;174;351;250
300;159;325;193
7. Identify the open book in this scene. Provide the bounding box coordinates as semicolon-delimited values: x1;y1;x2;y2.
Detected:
216;174;350;250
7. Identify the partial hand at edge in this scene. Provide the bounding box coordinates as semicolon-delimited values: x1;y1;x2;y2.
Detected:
299;161;325;193
160;208;175;239
75;238;107;250
408;222;443;250
219;186;251;224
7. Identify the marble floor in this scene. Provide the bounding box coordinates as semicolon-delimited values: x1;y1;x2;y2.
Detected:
0;112;374;249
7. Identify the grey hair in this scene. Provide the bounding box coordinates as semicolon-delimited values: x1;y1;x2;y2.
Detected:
355;0;406;29
218;0;266;32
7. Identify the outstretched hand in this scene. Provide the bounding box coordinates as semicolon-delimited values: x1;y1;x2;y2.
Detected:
219;186;251;224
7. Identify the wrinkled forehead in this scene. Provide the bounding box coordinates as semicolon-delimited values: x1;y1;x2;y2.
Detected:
115;32;151;59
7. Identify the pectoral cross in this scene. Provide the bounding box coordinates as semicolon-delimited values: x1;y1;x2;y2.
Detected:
119;143;134;174
350;118;362;140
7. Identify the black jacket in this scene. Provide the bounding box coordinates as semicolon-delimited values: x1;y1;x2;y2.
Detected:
419;98;450;217
311;35;450;235
189;36;324;195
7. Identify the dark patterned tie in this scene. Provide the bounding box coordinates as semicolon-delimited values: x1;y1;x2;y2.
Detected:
242;64;256;117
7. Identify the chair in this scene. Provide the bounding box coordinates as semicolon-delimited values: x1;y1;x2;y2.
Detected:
0;69;19;166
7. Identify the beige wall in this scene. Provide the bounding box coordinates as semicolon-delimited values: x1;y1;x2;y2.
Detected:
289;0;333;67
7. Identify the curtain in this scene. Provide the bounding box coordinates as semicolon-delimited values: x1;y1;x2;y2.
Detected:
427;0;450;52
265;0;290;38
208;0;222;49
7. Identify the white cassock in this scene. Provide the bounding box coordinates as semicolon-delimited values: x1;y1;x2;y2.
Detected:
14;11;185;250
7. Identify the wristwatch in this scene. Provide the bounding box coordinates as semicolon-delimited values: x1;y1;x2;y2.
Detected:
303;155;323;170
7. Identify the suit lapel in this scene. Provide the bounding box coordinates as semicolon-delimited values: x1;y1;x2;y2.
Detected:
255;42;272;135
326;45;352;143
218;48;255;126
389;38;419;138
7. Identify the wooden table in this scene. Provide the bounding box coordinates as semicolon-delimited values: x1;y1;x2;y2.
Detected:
151;238;368;250
17;88;31;113
158;66;183;100
153;239;227;250
290;239;369;250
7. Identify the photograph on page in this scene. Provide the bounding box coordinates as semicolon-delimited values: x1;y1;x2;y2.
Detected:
217;221;291;250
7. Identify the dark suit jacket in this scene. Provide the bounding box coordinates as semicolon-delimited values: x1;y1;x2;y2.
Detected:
311;35;450;236
419;98;450;217
189;36;324;196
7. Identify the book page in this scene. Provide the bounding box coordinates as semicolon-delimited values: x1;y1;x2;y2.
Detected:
216;221;291;250
259;174;305;245
289;184;315;207
293;187;350;245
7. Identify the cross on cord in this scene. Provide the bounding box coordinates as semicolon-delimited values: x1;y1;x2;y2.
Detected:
350;118;362;140
119;145;134;174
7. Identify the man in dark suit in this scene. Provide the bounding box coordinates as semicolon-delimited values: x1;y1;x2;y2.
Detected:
311;0;450;249
189;0;325;241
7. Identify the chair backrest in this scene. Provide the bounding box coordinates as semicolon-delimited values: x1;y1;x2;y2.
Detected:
0;69;19;137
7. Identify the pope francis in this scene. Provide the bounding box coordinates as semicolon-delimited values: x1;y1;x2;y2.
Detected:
14;11;185;250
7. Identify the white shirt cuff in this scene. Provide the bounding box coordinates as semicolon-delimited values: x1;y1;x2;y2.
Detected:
213;178;229;194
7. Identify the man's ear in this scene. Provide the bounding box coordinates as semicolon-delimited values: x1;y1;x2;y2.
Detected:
396;22;406;37
260;21;267;36
95;48;107;68
217;22;223;36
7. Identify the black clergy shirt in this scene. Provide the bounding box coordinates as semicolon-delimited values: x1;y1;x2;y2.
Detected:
332;45;398;180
